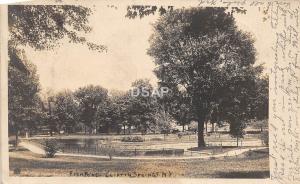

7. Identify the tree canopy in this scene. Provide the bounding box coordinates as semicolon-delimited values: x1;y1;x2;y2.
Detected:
8;5;106;52
128;79;158;134
8;46;45;143
148;7;268;147
8;5;106;141
52;90;79;133
74;85;108;133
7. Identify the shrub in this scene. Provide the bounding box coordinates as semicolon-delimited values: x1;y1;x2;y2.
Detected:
177;131;194;138
121;136;144;142
177;132;183;139
13;168;21;175
161;130;169;134
132;136;144;142
150;137;164;141
171;129;180;134
209;156;216;160
121;136;131;142
42;139;59;158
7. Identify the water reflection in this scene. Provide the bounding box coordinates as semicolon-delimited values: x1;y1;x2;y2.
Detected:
57;138;103;148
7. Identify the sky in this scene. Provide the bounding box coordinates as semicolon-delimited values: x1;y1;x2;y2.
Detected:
23;5;274;94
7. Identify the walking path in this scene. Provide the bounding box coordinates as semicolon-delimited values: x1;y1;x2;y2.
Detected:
19;141;45;154
19;141;267;160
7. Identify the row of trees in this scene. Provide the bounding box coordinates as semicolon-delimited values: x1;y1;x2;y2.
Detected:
9;60;179;139
45;80;173;135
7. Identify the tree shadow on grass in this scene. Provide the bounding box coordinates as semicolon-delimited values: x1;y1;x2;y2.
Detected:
216;171;270;178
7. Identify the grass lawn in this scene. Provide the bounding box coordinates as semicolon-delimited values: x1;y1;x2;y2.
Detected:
9;148;269;178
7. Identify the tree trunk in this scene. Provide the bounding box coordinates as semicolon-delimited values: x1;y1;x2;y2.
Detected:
205;121;208;134
15;128;19;148
197;120;205;147
211;122;215;132
182;124;185;132
123;125;126;135
50;128;53;136
236;137;239;147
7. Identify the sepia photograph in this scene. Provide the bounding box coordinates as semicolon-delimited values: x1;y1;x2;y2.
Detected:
5;1;272;179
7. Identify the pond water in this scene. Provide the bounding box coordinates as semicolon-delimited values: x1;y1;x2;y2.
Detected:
56;138;106;148
51;138;185;157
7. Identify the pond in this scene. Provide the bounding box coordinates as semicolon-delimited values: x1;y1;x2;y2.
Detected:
56;138;103;148
42;138;185;157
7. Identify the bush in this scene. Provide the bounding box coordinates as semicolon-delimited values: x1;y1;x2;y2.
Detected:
150;137;164;141
161;130;170;135
132;136;144;142
171;129;180;134
121;136;131;142
177;132;183;139
13;168;21;175
42;139;59;158
121;136;144;142
177;131;194;138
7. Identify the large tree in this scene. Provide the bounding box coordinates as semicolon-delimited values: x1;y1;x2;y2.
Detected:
110;91;133;134
74;85;108;134
8;46;45;145
129;79;158;134
95;97;121;134
159;85;193;131
52;90;79;134
148;7;266;147
8;5;105;139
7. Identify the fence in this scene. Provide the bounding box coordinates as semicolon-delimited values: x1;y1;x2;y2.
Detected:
59;140;252;157
60;143;185;157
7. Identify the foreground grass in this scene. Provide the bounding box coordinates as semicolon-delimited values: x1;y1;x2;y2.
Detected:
9;148;269;178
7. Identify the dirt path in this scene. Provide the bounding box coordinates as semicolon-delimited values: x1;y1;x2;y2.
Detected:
19;142;45;154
